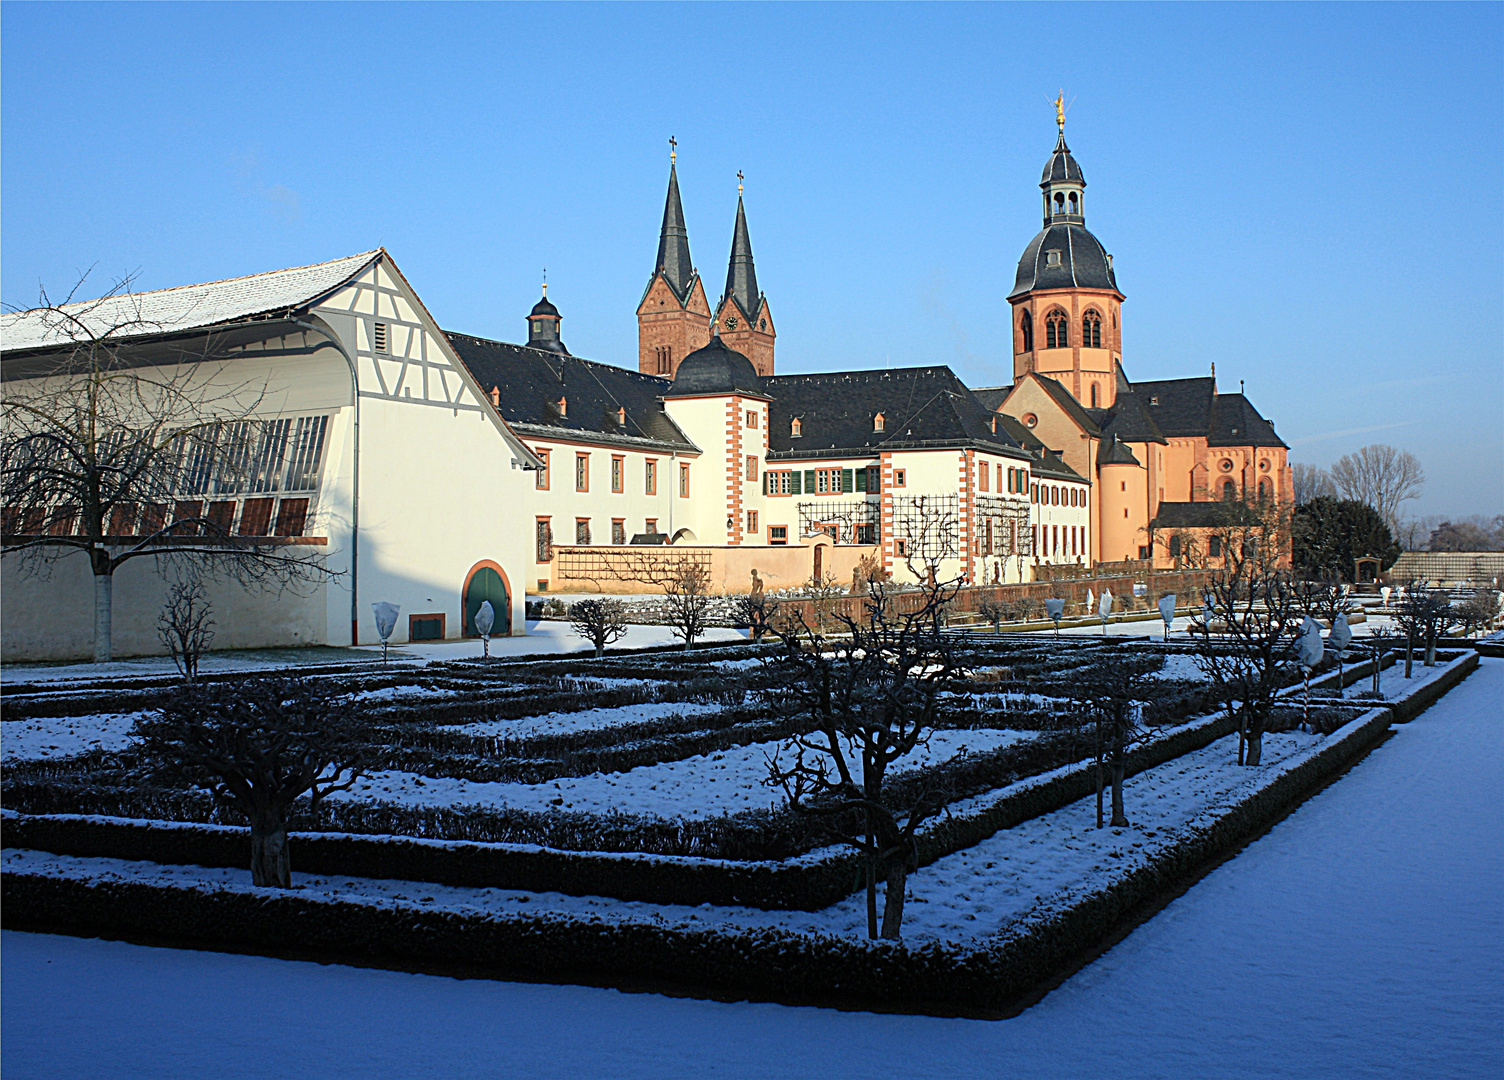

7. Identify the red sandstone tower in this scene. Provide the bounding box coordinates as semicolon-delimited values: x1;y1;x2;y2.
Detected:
711;174;775;376
637;145;711;377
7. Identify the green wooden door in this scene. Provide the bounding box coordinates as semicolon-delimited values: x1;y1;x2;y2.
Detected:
464;566;510;636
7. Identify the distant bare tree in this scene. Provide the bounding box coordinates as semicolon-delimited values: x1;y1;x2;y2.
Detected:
1392;582;1458;670
156;568;215;683
1330;444;1424;531
1062;653;1165;827
2;273;339;662
1456;589;1502;638
134;677;370;887
569;598;630;658
763;572;965;939
663;562;713;650
1428;517;1504;552
1290;463;1337;506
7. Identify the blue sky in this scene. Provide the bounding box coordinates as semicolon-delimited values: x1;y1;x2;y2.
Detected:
3;2;1500;518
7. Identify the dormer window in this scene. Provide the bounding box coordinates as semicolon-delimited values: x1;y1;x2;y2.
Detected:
1150;395;1159;406
791;417;802;438
617;406;626;426
1045;249;1062;268
873;412;885;432
556;396;567;418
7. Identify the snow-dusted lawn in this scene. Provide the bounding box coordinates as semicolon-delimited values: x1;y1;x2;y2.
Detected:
453;700;724;740
0;712;144;763
330;727;1036;819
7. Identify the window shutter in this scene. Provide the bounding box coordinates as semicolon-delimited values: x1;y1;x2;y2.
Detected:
841;469;854;493
791;471;802;495
855;469;867;493
804;470;816;494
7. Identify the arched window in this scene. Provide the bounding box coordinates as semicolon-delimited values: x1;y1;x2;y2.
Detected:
1068;192;1079;215
1090;384;1099;408
1020;311;1033;352
1082;310;1103;348
1258;478;1270;502
1222;479;1237;501
1046;311;1069;349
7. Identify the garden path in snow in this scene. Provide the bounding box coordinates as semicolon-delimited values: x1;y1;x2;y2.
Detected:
0;712;145;763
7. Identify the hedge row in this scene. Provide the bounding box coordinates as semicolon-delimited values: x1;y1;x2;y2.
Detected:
7;655;1469;1017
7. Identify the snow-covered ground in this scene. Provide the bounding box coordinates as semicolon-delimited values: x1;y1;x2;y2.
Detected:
4;658;1497;1078
452;699;723;740
329;727;1036;819
0;711;145;763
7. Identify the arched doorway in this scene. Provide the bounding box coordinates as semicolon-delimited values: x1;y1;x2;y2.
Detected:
462;561;511;637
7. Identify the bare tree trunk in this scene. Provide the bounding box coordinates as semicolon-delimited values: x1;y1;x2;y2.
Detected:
1095;716;1104;828
250;816;291;888
1237;710;1247;766
880;860;907;939
1110;723;1128;827
93;570;113;664
865;829;878;940
1425;637;1436;667
595;645;604;658
1405;634;1413;678
1245;725;1263;767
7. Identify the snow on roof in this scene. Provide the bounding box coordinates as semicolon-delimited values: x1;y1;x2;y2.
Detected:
0;251;380;354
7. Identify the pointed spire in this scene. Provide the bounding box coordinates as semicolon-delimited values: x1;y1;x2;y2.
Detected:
655;145;694;301
723;181;759;319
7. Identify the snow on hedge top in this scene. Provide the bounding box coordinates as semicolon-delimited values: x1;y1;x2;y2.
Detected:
0;251;380;353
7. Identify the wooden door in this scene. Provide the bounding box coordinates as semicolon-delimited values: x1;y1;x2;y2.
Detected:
463;566;510;636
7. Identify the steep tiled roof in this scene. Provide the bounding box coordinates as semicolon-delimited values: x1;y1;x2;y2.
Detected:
1010;223;1119;300
445;332;698;453
765;366;1028;460
1100;436;1142;466
1098;391;1168;445
971;385;1012;413
1;252;380;354
991;412;1085;482
1151;500;1258;530
1130;377;1286;449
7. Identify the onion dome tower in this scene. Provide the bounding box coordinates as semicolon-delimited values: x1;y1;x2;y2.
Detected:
526;281;568;354
1008;99;1126;410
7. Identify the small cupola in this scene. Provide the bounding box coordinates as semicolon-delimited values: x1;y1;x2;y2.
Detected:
1041;132;1086;226
527;281;569;355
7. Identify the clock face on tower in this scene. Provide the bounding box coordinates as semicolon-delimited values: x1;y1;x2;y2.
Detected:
726;316;739;330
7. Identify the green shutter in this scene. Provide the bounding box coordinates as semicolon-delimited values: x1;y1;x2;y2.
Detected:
804;470;816;494
791;471;802;495
855;468;867;493
841;469;854;493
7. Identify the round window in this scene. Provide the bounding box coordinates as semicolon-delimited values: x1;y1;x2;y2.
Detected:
1023;413;1038;428
1259;459;1270;472
1219;459;1234;472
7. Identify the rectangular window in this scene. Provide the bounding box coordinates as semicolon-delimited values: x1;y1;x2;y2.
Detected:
679;463;690;497
206;500;236;535
611;456;624;493
855;523;877;545
997;464;1003;492
645;459;657;495
769;525;788;545
978;462;989;491
173;500;204;536
746;410;759;429
894;469;906;488
274;498;309;537
576;454;589;492
1209;536;1223;558
536;518;553;562
612;519;626;545
238;498;274;536
1031;482;1038;502
645;518;658;535
575;518;591;545
746;510;758;534
868;466;881;493
409;613;444;641
535;448;550;490
894;538;908;557
372;322;388;352
1032;524;1039;552
985;519;994;555
746;455;758;481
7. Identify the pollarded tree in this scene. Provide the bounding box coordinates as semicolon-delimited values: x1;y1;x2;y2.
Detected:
662;561;713;650
1392;582;1458;669
134;677;370;887
569;598;630;658
2;274;338;662
1061;651;1166;827
763;572;966;939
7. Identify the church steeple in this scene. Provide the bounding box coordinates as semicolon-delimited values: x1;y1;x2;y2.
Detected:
637;139;712;378
655;153;695;301
713;172;775;377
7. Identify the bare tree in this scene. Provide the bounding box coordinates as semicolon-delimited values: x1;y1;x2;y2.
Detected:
663;562;712;650
1291;463;1337;506
569;598;629;658
1428;518;1504;552
134;678;370;887
156;567;215;682
1330;444;1424;531
1191;497;1302;766
1062;653;1166;827
1456;588;1502;638
2;274;339;662
1392;582;1458;670
763;573;965;939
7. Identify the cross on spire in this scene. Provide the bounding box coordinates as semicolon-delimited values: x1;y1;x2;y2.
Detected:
737;170;744;197
669;136;677;164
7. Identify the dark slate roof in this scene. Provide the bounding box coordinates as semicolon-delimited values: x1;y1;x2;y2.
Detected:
971;385;1012;413
663;335;765;398
1042;133;1085;185
721;196;760;321
1098;391;1168;445
529;294;560;319
1099;436;1141;466
1132;378;1287;448
444;331;697;453
1027;374;1102;435
765;366;1029;460
991;413;1086;482
1010;222;1119;299
1151;500;1258;530
653;164;695;303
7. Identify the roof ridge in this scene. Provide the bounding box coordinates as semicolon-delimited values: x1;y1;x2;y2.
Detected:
442;330;672;387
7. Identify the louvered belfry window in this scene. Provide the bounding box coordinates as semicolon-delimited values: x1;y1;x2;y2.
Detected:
373;322;389;352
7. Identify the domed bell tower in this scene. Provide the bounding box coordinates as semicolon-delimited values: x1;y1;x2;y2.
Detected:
1007;99;1125;410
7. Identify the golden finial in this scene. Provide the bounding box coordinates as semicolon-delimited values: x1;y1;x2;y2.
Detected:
542;268;547;297
1055;91;1066;133
669;136;677;165
737;170;744;197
